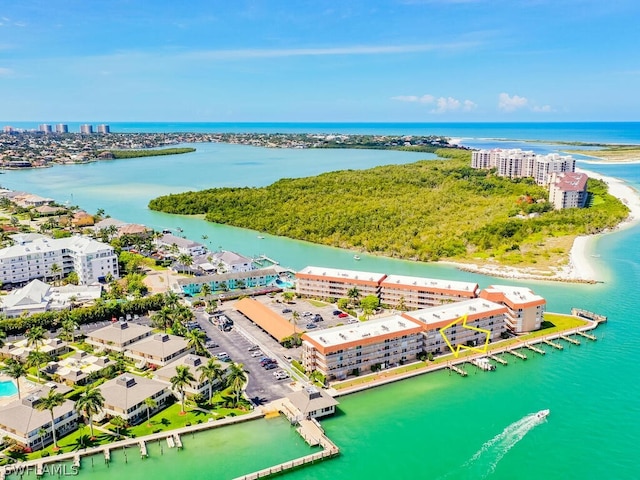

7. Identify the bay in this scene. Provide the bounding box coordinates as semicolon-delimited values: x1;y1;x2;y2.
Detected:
2;123;639;479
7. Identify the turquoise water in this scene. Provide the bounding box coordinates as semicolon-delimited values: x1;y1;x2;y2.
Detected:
0;380;18;397
1;123;639;478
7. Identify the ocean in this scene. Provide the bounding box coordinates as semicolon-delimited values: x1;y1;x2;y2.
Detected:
1;122;639;479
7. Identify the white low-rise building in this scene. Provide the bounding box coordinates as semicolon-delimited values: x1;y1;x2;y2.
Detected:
155;233;206;257
296;266;386;300
479;285;546;333
98;374;172;425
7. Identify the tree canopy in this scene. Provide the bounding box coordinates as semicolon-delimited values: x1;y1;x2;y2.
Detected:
149;149;629;265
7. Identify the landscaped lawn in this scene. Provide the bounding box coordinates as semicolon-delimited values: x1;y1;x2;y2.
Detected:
24;425;116;460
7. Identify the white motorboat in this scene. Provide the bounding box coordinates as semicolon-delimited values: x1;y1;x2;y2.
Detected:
536;409;550;419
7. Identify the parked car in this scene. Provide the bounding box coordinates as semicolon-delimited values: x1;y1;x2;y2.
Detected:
247;344;260;351
251;350;263;357
282;308;292;314
260;358;277;366
274;370;289;380
305;323;318;329
313;314;324;322
205;341;219;348
332;310;342;316
338;312;349;318
264;363;277;370
302;311;312;317
216;352;229;359
347;318;359;324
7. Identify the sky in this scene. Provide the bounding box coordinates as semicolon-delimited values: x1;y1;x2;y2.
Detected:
1;0;639;122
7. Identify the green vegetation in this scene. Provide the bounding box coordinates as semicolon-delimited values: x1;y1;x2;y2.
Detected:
105;147;196;159
149;149;629;266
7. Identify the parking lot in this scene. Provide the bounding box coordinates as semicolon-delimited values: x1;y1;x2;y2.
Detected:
192;309;296;406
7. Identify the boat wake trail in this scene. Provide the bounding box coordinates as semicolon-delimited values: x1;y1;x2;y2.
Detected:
440;412;547;479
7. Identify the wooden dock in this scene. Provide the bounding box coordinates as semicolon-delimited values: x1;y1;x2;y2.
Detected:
543;339;563;350
576;330;597;341
571;308;607;323
525;344;545;355
507;349;527;360
448;364;468;376
488;353;508;365
560;335;581;345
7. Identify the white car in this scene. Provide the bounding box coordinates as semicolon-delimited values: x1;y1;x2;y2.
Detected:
273;370;289;380
251;350;263;357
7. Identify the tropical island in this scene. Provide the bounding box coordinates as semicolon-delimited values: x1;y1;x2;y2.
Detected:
148;148;629;275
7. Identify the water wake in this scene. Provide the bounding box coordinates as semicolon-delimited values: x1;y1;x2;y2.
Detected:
441;412;547;479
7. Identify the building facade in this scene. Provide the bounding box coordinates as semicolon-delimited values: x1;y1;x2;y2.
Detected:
55;124;68;134
302;315;425;381
479;285;546;333
79;124;93;134
98;374;172;425
402;298;507;355
0;234;119;287
178;268;279;296
471;148;576;186
296;266;386;301
380;274;478;309
548;172;589;209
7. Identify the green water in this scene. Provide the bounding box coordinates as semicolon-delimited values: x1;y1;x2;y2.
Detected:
1;142;639;478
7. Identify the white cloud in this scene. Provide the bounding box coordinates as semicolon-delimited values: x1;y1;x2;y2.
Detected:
532;104;553;112
186;41;478;60
392;94;476;113
498;92;529;112
0;67;13;77
391;94;435;104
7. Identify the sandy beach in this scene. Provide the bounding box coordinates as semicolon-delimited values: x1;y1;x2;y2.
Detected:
442;168;640;284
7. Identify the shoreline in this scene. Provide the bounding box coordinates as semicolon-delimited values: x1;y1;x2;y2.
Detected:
439;167;640;284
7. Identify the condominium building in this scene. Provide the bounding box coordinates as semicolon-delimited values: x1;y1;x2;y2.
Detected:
154;233;207;257
178;268;279;296
86;321;153;353
301;315;425;381
471;148;575;185
0;387;78;450
0;234;119;287
403;298;508;355
155;355;230;396
380;274;478;309
548;172;588;209
296;266;386;300
96;124;110;134
479;285;546;333
124;332;191;367
98;374;172;425
38;124;52;134
79;124;93;134
55;124;68;133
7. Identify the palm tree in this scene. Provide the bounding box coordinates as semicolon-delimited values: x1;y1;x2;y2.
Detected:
26;326;47;352
61;316;79;343
197;358;224;403
110;416;126;438
144;397;157;426
74;385;105;439
170;365;195;414
164;291;181;310
152;306;173;333
0;328;5;349
226;363;248;407
36;390;65;450
0;358;26;399
38;427;47;451
347;287;361;306
26;350;50;383
50;263;61;285
178;253;193;269
200;283;212;297
186;329;207;356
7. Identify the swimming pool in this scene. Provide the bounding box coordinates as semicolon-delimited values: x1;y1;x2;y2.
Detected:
0;380;18;397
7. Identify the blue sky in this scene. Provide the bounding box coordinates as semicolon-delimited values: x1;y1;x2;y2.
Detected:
1;0;639;122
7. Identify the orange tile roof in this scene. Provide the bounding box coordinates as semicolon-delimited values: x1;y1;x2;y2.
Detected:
235;298;297;343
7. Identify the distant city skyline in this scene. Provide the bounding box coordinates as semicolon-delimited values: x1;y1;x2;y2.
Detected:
1;1;639;122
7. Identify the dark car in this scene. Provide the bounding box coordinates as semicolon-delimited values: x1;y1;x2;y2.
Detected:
282;308;292;314
314;314;324;322
260;358;276;366
306;323;318;329
264;363;277;370
248;344;260;351
332;310;341;316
